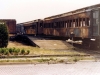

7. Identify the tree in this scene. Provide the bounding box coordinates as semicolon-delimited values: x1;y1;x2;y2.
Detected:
0;22;9;48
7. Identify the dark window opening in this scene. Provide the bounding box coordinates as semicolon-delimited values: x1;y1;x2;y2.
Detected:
73;19;75;27
65;21;67;28
86;18;90;26
40;23;43;27
32;25;36;29
52;23;54;28
76;19;78;27
69;20;72;27
83;18;85;26
79;18;82;27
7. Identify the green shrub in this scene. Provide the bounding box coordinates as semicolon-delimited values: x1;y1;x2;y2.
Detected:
4;50;9;55
8;48;13;54
0;22;9;48
26;50;30;55
50;58;54;60
58;60;64;63
0;48;2;55
14;48;20;55
37;59;49;62
1;48;5;54
0;48;1;53
21;49;25;55
12;47;16;55
17;48;20;54
12;47;16;51
0;48;30;56
73;58;79;62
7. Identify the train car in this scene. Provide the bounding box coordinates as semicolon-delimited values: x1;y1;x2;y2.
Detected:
34;19;43;35
0;19;16;36
22;19;43;36
16;23;25;35
43;4;100;41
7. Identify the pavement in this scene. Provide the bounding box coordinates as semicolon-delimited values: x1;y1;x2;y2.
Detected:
28;36;73;49
0;61;100;75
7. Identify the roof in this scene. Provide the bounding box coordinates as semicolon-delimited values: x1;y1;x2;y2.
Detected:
44;3;100;20
17;19;43;25
0;19;16;21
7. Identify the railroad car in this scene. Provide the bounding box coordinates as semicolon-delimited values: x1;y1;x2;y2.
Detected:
42;4;100;49
17;4;100;49
43;4;100;41
21;19;43;36
16;23;25;35
0;19;16;36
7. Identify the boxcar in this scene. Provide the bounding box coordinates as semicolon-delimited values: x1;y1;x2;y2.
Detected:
0;19;16;36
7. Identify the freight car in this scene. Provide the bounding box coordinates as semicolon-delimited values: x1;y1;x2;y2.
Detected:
0;19;16;37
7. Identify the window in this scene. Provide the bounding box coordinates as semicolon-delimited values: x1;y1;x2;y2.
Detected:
66;22;68;28
40;23;43;27
83;21;85;26
89;20;90;26
73;22;75;27
57;22;59;28
32;25;36;29
52;23;54;28
58;22;60;28
44;24;46;28
49;23;52;28
67;21;69;27
62;21;64;28
83;18;85;26
85;18;90;26
76;19;78;27
53;22;57;28
69;20;72;27
79;18;82;27
80;21;82;27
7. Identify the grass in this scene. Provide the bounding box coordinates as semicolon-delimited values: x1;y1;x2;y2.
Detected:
67;56;94;62
0;56;94;64
2;41;94;64
7;41;87;56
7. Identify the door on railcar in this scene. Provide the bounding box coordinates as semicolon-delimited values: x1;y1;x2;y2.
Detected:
35;20;43;35
92;9;100;37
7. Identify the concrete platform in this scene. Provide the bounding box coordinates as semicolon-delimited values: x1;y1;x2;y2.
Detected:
28;36;73;49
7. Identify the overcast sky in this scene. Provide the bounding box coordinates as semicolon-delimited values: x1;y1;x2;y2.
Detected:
0;0;100;23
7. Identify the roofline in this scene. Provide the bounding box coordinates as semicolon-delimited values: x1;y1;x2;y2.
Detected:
17;19;43;24
0;19;16;21
44;3;100;20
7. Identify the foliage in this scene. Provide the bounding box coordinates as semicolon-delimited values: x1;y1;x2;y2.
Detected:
73;57;79;62
21;49;25;55
4;50;9;55
0;48;5;54
8;48;13;54
26;50;30;54
0;22;9;48
0;48;30;56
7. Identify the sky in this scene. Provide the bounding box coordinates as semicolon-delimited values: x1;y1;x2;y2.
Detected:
0;0;100;23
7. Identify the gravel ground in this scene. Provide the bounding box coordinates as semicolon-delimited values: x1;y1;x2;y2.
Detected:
0;61;100;75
